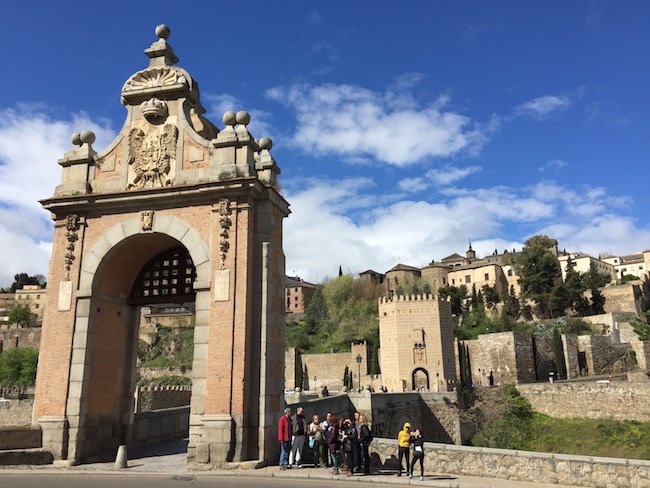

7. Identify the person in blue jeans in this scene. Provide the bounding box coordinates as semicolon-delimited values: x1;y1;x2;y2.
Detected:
278;407;293;469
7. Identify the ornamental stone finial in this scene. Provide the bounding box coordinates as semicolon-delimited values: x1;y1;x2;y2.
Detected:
155;24;171;40
71;132;82;146
222;111;236;126
80;130;96;145
258;137;273;151
235;111;250;126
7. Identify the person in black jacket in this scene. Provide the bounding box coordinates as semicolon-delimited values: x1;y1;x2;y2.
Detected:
341;418;357;476
409;428;425;480
358;415;373;475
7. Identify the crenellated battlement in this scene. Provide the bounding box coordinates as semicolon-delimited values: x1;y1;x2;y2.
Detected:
378;294;451;304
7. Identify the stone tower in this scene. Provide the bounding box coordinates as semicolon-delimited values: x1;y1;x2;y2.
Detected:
33;25;289;468
378;295;457;392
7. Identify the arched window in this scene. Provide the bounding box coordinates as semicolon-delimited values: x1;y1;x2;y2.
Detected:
130;246;196;303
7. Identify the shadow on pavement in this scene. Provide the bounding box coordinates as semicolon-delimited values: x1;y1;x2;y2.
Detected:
128;437;189;460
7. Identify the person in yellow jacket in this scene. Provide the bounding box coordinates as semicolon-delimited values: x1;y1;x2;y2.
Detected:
396;422;412;476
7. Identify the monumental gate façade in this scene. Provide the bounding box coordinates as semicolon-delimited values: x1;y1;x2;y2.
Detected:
32;25;289;469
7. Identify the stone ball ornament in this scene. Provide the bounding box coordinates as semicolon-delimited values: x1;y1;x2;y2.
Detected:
222;111;236;126
80;130;96;145
258;137;273;151
155;24;171;40
235;111;250;126
71;132;82;146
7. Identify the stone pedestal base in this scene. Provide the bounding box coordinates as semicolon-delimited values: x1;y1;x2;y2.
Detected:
188;414;245;469
37;416;69;460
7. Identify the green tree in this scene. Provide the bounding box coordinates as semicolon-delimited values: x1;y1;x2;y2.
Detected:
7;304;32;327
0;347;39;386
482;285;501;309
508;235;561;319
438;285;468;316
9;273;42;293
584;262;612;315
548;283;571;318
304;287;328;335
501;287;520;321
619;274;641;285
629;313;650;341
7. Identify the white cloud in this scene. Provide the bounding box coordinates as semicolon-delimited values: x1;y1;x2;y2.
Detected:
426;164;482;186
204;93;276;139
538;159;568;173
397;164;481;193
0;105;115;287
517;94;571;119
284;177;648;283
266;82;491;166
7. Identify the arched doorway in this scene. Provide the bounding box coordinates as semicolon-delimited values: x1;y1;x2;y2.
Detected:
75;234;197;460
412;368;430;391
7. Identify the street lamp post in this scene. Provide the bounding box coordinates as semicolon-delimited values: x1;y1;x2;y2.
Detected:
356;354;362;392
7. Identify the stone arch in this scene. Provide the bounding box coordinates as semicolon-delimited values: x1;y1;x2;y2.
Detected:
61;214;211;461
412;367;430;391
78;213;210;296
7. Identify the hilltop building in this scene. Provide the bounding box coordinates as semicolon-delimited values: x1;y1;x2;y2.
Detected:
602;251;648;280
14;285;47;326
285;276;317;314
558;253;617;281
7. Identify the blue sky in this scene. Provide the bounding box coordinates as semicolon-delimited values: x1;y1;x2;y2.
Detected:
1;1;649;285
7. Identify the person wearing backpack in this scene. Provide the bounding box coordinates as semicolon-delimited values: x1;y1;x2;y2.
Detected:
409;428;425;481
359;415;373;475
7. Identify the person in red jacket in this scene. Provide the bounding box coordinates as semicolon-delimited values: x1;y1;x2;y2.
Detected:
278;407;293;469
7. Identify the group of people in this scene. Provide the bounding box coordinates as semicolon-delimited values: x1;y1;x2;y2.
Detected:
278;407;426;480
278;406;373;476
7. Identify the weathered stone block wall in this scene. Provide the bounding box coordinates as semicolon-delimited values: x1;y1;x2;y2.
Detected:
472;332;535;385
0;399;33;425
285;393;354;424
287;392;463;445
602;284;642;314
0;327;41;352
517;382;650;421
631;341;650;371
533;333;556;381
368;438;650;488
130;406;190;449
0;424;41;450
135;385;192;412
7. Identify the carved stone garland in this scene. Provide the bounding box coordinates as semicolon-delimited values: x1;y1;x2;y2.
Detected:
64;214;80;280
218;199;232;270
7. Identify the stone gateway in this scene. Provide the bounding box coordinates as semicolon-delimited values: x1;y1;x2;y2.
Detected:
33;25;289;469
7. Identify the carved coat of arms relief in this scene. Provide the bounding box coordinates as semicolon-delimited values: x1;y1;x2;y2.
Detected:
127;123;178;190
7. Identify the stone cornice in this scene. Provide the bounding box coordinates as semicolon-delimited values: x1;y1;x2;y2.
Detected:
41;179;276;218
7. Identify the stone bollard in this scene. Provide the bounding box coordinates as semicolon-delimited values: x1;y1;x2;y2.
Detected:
115;445;128;469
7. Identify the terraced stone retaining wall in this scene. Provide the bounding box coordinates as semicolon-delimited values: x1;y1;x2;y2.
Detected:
369;438;650;488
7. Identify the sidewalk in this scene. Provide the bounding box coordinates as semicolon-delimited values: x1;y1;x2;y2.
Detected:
0;439;578;488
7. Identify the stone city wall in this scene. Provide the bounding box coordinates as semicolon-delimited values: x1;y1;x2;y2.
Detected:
0;327;41;352
0;399;33;426
581;312;639;341
286;391;465;445
369;438;650;488
134;385;192;412
130;406;190;449
517;381;650;422
602;283;643;315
